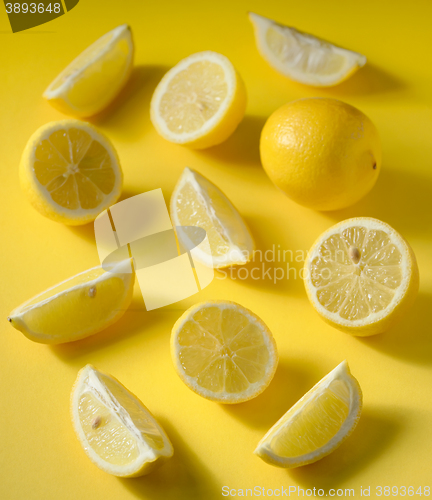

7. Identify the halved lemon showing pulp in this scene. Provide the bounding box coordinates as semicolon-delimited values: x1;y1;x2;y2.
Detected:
150;51;247;149
44;24;134;117
255;361;362;468
71;365;173;477
20;120;123;225
171;301;278;403
170;167;254;268
304;218;419;336
249;12;366;87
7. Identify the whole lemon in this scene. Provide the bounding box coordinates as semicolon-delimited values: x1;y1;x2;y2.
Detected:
260;98;382;211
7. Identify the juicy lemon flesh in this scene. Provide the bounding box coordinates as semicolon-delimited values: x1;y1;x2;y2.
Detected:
159;61;228;134
33;128;115;211
21;275;126;338
266;27;346;76
174;181;231;258
78;392;140;467
270;380;349;457
177;306;270;394
310;227;403;321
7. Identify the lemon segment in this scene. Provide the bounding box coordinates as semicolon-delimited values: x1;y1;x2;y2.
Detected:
260;98;381;211
71;365;173;477
170;168;254;268
171;301;278;404
8;260;134;344
20;120;123;225
249;12;366;87
44;25;134;117
150;51;247;149
304;218;419;336
255;361;362;468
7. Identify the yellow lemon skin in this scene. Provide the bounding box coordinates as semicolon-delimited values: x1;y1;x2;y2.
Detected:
260;98;382;211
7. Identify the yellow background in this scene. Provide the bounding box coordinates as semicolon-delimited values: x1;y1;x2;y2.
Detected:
1;0;432;498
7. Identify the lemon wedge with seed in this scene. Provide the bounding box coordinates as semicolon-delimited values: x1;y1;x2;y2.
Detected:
20;120;123;225
304;218;419;336
150;51;247;148
249;12;366;87
71;365;173;477
255;361;362;468
170;167;254;268
8;260;134;344
171;301;278;404
44;25;134;117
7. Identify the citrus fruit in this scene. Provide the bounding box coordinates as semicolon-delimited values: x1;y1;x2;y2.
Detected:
170;167;254;268
249;12;366;87
20;120;123;225
260;98;381;211
71;365;173;477
304;218;419;336
150;51;247;149
44;25;134;117
171;301;278;403
8;260;134;344
255;361;362;468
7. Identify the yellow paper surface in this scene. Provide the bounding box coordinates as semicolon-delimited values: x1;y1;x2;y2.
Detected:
1;1;431;499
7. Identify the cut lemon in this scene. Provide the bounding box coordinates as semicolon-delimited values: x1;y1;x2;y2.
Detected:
71;365;173;477
8;260;134;344
255;361;362;468
44;25;134;117
170;168;254;268
171;301;278;403
150;51;247;149
20;120;123;225
304;218;419;336
249;12;366;87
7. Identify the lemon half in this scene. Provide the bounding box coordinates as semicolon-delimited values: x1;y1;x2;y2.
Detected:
171;301;278;404
255;361;362;468
150;51;247;149
304;218;419;336
20;120;123;225
71;365;173;477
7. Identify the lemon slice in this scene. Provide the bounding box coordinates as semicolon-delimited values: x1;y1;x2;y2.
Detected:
249;12;366;87
150;51;247;149
71;365;173;477
171;301;278;404
44;25;134;117
255;361;362;468
20;120;123;225
8;260;134;344
304;218;419;336
170;168;254;268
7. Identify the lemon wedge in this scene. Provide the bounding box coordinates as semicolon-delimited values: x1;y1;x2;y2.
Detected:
170;167;254;268
20;120;123;225
304;218;419;336
8;260;134;344
255;361;362;468
249;12;366;87
150;51;247;148
71;365;173;477
44;25;134;117
171;301;278;404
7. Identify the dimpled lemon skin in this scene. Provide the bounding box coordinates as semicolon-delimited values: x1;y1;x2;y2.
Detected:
260;98;382;211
